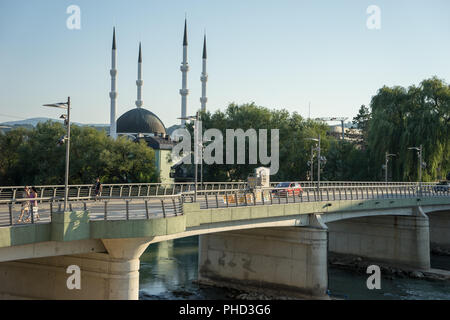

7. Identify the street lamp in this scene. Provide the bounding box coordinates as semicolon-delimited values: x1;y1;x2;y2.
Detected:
178;111;200;201
43;97;71;211
201;137;212;187
385;152;396;183
408;145;424;194
305;134;322;197
307;146;314;182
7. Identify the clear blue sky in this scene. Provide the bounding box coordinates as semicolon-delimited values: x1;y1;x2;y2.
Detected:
0;0;449;127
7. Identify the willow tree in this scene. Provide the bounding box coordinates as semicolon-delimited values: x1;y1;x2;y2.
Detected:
367;77;449;181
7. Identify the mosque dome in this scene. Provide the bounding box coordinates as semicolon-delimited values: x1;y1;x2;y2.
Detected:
116;107;166;135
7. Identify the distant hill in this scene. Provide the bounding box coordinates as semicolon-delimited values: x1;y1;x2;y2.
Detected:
0;117;109;128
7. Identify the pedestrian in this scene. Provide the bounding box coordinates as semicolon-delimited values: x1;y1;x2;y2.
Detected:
17;186;30;223
26;187;39;222
94;178;102;201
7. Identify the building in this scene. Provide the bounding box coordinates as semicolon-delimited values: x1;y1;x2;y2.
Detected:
108;20;208;183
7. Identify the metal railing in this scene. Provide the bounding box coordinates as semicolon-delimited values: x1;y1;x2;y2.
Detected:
0;194;184;227
0;181;436;202
188;184;448;210
1;184;447;228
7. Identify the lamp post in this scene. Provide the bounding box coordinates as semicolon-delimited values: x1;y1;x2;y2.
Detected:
408;145;423;194
179;111;200;202
309;146;314;183
201;137;212;188
43;97;71;211
305;134;322;198
385;152;396;183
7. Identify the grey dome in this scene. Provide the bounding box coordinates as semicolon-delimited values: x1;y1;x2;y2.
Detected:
117;108;166;135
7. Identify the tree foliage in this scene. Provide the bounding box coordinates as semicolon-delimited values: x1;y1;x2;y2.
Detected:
0;121;158;186
186;102;331;182
367;77;449;181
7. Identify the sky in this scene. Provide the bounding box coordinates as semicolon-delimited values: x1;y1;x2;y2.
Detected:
0;0;449;127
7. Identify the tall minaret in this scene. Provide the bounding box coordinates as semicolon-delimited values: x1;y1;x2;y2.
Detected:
109;27;118;139
179;19;189;125
200;34;208;112
135;42;143;108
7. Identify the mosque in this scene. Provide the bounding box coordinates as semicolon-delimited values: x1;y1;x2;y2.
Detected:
108;20;208;183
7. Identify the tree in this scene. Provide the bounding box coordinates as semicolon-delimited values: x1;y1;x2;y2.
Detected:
352;104;371;145
180;102;331;182
0;121;158;186
367;77;450;181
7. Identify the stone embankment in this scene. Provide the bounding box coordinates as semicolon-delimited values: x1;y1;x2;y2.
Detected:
328;252;450;281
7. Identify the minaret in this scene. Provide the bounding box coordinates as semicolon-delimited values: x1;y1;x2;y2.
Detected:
179;19;189;125
200;34;208;112
109;27;118;139
135;42;143;108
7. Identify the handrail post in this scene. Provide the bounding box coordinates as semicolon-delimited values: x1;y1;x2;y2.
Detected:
9;202;13;226
145;200;149;219
161;199;166;218
126;200;129;220
104;201;108;220
172;198;177;216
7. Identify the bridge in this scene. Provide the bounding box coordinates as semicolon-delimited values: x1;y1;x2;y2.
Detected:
0;182;448;300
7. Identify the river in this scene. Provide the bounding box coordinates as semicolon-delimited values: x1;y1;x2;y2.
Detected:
138;236;450;300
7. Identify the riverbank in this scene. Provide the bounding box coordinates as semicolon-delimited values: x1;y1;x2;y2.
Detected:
328;252;450;281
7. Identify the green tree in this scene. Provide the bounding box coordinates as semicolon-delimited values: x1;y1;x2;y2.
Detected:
181;103;331;182
0;121;158;186
367;77;450;181
352;104;371;145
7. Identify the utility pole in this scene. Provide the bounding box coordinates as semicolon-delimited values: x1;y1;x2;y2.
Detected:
408;145;424;195
317;134;321;198
43;97;71;212
194;111;199;202
385;152;396;183
310;146;314;183
65;97;71;211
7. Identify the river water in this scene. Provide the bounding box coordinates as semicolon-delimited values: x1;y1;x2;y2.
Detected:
138;236;450;300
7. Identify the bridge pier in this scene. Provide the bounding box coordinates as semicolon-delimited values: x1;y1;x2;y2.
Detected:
327;208;430;269
427;210;450;252
198;225;329;299
0;237;151;300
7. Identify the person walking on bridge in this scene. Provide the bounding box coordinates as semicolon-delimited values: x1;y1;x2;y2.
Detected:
94;178;102;201
17;186;30;223
25;187;39;222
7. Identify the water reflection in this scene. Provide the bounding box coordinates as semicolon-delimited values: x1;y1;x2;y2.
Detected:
139;236;450;300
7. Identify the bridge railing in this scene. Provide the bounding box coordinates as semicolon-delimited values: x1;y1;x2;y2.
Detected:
0;181;435;202
0;194;184;227
186;184;449;210
1;184;447;228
